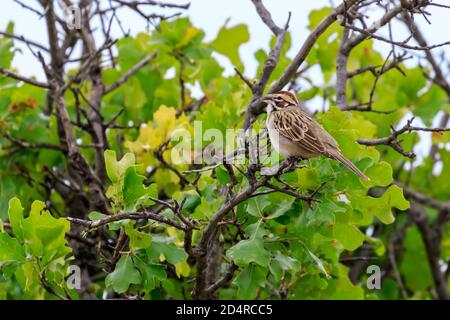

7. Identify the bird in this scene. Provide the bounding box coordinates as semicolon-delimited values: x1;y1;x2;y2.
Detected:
263;91;369;180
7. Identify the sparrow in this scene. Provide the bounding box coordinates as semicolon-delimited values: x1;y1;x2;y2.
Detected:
264;91;369;180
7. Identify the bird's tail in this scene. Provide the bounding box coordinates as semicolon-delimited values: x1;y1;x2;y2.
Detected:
330;152;369;180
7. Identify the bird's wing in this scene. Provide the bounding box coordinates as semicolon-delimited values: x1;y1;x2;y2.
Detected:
272;108;328;154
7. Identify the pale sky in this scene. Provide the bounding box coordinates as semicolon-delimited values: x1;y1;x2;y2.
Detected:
1;0;450;162
2;0;449;80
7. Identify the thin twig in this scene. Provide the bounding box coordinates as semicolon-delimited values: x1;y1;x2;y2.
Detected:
104;52;157;94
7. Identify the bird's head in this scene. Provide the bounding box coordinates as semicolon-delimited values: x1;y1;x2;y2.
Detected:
263;91;299;113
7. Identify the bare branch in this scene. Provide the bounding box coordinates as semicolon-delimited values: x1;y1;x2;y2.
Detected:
357;118;450;159
250;0;283;35
347;54;411;78
343;50;395;112
0;67;51;89
67;209;188;231
104;52;157;94
344;23;450;51
395;181;450;212
0;31;49;52
336;14;352;110
409;204;449;300
111;0;190;10
269;0;361;93
242;0;291;129
264;182;316;205
154;142;191;187
234;67;254;92
1;132;65;151
13;0;45;17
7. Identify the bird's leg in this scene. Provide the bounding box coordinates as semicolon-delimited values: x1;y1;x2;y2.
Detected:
260;163;282;176
286;156;304;171
261;157;305;176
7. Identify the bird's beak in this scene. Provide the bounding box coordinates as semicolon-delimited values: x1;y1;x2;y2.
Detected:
262;94;274;104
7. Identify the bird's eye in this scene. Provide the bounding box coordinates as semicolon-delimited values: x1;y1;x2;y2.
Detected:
275;96;283;101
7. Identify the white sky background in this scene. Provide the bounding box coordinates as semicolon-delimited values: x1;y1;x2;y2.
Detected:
1;0;450;163
3;0;450;80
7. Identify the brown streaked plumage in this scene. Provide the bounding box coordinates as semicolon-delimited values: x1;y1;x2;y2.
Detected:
264;91;369;180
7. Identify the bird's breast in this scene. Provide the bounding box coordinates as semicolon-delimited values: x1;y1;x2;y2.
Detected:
266;114;317;159
266;119;281;153
267;115;296;158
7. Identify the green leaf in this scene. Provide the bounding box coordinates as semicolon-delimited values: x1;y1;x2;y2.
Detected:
30;200;46;216
126;225;152;251
152;18;206;58
88;211;108;221
235;264;267;299
414;85;447;126
123;166;153;211
333;222;365;251
298;87;319;101
297;167;320;190
8;197;24;241
105;255;142;294
148;241;187;265
366;237;386;256
303;245;330;278
176;193;200;213
134;257;166;292
0;233;26;262
400;227;433;291
161;278;184;299
105;150;120;183
0;196;73;296
308;7;333;30
270;251;301;283
0;36;14;69
115;35;148;71
0;233;26;278
192;197;222;219
197;58;224;89
269;259;283;284
364;161;392;187
305;197;340;229
211;22;249;69
124;78;147;110
227;238;270;267
367;185;409;224
20;200;71;265
246;196;270;217
196;101;227;135
274;251;301;271
104;150;135;183
215;165;230;184
398;68;427;105
268;199;294;219
325;264;364;299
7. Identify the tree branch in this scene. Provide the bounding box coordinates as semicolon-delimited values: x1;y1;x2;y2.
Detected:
1;132;65;151
67;209;188;231
0;31;49;52
0;67;51;89
269;0;361;93
104;52;157;94
357;117;450;159
242;0;291;129
409;203;449;300
395;181;450;212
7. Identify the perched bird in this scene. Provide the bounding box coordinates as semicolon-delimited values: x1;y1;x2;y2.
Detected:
264;91;369;180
